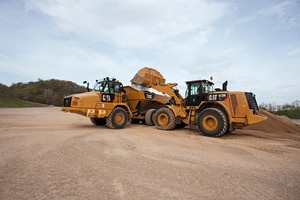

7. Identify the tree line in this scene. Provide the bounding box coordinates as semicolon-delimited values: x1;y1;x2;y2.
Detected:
259;100;300;119
0;80;299;118
0;79;86;106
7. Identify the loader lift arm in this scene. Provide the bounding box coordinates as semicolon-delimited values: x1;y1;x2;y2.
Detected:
131;67;184;105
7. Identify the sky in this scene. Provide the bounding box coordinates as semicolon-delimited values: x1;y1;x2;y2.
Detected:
0;0;299;105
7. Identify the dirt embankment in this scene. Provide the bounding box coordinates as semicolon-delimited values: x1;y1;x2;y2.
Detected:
245;110;300;133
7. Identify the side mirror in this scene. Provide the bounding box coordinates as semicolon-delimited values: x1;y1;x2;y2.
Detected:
83;81;90;92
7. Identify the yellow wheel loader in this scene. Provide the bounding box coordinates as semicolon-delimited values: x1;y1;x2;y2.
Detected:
131;67;266;137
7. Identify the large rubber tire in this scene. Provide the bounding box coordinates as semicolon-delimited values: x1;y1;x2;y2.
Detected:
106;107;128;129
154;108;176;130
145;109;157;126
197;108;228;137
90;118;106;126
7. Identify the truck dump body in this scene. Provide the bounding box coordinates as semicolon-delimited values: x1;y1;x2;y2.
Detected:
124;86;168;117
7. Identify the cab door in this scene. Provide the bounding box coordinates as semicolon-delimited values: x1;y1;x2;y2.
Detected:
113;82;124;103
185;82;203;106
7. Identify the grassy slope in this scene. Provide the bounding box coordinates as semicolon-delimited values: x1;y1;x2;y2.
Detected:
0;97;47;108
273;110;300;119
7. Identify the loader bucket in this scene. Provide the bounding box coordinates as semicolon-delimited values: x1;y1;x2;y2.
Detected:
131;67;166;87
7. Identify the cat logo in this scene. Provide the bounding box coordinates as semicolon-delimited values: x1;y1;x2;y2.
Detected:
208;93;227;101
208;94;218;101
145;93;154;99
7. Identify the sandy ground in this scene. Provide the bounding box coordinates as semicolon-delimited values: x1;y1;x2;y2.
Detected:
0;107;299;200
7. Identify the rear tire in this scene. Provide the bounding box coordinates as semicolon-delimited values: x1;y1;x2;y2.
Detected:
90;118;106;126
154;108;176;130
145;109;157;126
197;108;228;137
106;107;128;129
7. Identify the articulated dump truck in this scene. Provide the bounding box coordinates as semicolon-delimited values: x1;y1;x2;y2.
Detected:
62;67;266;137
62;77;168;129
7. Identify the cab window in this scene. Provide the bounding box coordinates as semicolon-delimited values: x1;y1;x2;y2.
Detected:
94;81;107;92
114;83;121;93
185;82;201;98
94;81;122;93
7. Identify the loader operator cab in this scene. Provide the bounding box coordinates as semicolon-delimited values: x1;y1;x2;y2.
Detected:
184;80;214;106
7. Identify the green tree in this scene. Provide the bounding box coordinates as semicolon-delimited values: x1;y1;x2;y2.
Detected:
3;79;86;106
0;83;9;98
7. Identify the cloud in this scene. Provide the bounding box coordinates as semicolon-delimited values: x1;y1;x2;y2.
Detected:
287;47;300;57
24;0;229;48
0;36;124;84
261;0;295;17
221;45;248;55
260;0;300;28
20;0;231;88
224;0;300;39
1;0;299;104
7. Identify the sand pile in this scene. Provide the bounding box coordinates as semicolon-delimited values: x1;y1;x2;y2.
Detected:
245;110;300;133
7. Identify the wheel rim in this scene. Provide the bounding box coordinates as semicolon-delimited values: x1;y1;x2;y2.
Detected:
158;113;169;126
115;113;125;125
202;115;218;131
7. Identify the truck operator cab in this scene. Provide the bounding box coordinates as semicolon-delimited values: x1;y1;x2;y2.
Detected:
93;78;123;93
93;78;125;102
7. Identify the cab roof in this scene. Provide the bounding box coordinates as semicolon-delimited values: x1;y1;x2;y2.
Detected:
185;79;214;85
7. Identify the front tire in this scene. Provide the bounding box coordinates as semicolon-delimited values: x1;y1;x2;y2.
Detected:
106;107;129;129
197;108;228;137
154;108;176;130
